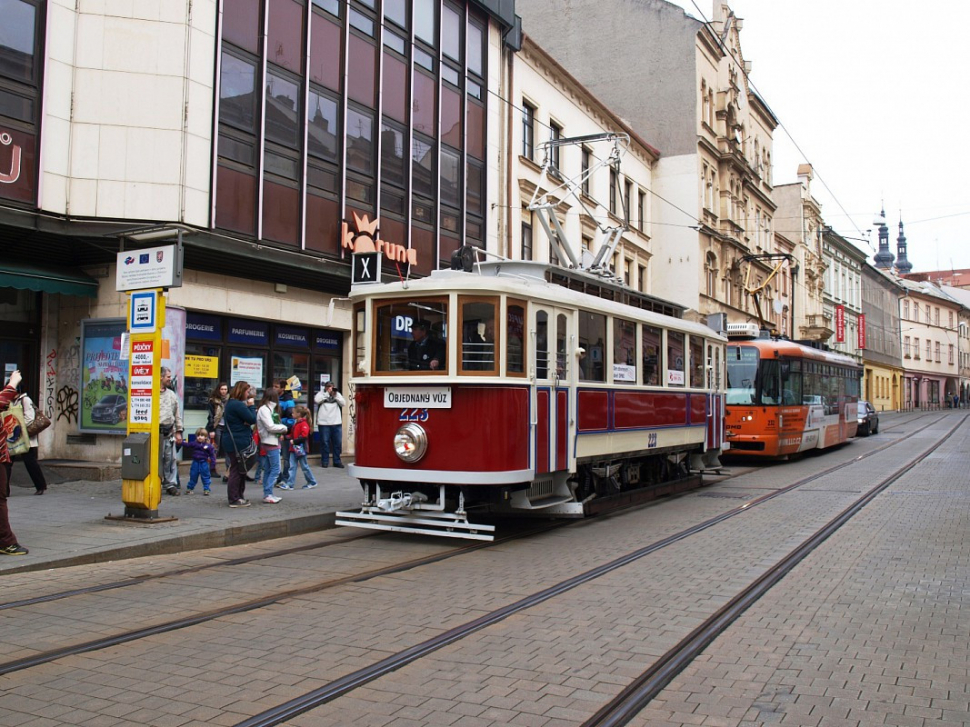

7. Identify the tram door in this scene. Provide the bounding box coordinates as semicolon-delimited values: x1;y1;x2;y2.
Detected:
532;306;571;474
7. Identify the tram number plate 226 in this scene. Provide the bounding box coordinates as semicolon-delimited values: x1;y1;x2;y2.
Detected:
399;408;429;422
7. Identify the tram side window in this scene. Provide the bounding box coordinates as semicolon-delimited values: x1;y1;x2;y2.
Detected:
354;305;366;373
535;310;549;378
578;311;606;382
642;324;662;386
374;298;448;373
507;301;526;375
667;331;685;387
780;359;802;405
689;336;704;388
460;297;497;374
613;318;636;384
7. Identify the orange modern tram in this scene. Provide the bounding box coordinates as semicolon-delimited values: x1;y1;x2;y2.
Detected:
724;331;861;458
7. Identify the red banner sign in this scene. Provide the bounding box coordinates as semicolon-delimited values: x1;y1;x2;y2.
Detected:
858;313;866;349
835;305;845;343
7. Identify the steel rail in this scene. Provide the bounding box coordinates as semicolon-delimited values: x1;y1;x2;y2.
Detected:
231;414;952;727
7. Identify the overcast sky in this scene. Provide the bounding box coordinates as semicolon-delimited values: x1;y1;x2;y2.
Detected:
663;0;970;273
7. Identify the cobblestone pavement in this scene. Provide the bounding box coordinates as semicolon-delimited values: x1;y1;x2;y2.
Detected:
0;412;965;727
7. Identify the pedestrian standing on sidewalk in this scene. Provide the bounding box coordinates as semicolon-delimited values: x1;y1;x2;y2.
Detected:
0;370;28;555
13;380;49;495
158;367;183;496
223;381;256;508
207;382;229;479
182;428;217;495
314;381;345;468
276;380;296;486
256;389;288;504
279;405;317;490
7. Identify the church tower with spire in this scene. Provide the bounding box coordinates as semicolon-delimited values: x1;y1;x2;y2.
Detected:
872;206;894;269
895;217;913;274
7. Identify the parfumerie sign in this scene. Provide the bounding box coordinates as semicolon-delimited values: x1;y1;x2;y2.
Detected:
116;244;183;291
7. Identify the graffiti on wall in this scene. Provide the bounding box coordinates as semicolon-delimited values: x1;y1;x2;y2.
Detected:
45;348;57;424
57;385;78;424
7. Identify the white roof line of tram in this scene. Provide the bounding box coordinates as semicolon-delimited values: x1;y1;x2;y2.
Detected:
352;269;727;341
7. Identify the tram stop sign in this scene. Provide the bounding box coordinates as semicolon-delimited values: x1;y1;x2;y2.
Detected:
353;252;382;285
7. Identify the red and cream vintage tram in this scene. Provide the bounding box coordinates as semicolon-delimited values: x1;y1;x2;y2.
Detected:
724;325;861;458
336;258;728;539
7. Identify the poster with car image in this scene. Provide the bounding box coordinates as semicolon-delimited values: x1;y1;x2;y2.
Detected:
80;318;128;434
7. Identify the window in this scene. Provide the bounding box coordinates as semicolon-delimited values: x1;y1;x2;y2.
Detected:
220;54;258;132
903;299;909;319
935;341;940;362
638;190;646;233
521;218;533;260
460;297;497;374
373;297;448;373
0;0;36;82
613;319;636;384
581;147;590;196
690;336;704;388
935;307;940;326
926;339;932;361
346;106;375;174
549;121;562;171
667;331;685;387
949;311;954;329
609;168;617;215
705;253;717;297
624;179;632;224
506;301;526;375
535;310;548;379
642;325;662;386
949;344;954;365
914;337;920;359
522;101;535;159
380;119;406;187
903;336;910;358
913;303;919;322
308;90;340;163
578;311;606;382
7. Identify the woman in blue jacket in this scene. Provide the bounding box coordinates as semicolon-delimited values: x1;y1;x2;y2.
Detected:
222;381;257;507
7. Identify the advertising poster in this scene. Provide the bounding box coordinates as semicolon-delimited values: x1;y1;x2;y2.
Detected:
162;306;187;417
80;319;128;434
231;356;264;388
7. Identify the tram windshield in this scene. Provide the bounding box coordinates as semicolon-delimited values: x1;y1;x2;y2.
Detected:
726;345;787;405
373;298;448;372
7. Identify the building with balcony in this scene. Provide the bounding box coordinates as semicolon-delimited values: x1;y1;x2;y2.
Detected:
515;0;781;324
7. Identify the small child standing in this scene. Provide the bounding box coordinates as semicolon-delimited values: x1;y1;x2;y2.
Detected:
182;427;218;495
279;405;317;490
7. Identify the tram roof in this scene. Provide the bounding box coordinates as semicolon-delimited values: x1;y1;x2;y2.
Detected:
728;337;861;368
352;261;726;341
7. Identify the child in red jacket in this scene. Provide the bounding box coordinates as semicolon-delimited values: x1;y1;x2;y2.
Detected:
278;406;317;490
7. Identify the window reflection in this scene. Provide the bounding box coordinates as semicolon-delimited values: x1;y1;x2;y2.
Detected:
0;0;35;81
412;134;435;198
381;121;406;187
220;54;257;131
308;91;339;162
440;148;461;207
413;0;436;46
265;71;301;147
442;4;461;61
346;107;374;174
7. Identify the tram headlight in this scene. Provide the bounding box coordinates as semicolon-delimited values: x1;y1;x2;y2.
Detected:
394;423;428;463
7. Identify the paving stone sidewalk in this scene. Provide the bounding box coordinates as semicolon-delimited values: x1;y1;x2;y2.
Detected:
1;459;363;575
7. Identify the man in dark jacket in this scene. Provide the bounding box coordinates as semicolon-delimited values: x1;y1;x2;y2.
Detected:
407;320;445;370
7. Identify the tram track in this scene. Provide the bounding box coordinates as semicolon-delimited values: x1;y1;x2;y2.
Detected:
227;412;963;727
0;413;951;690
